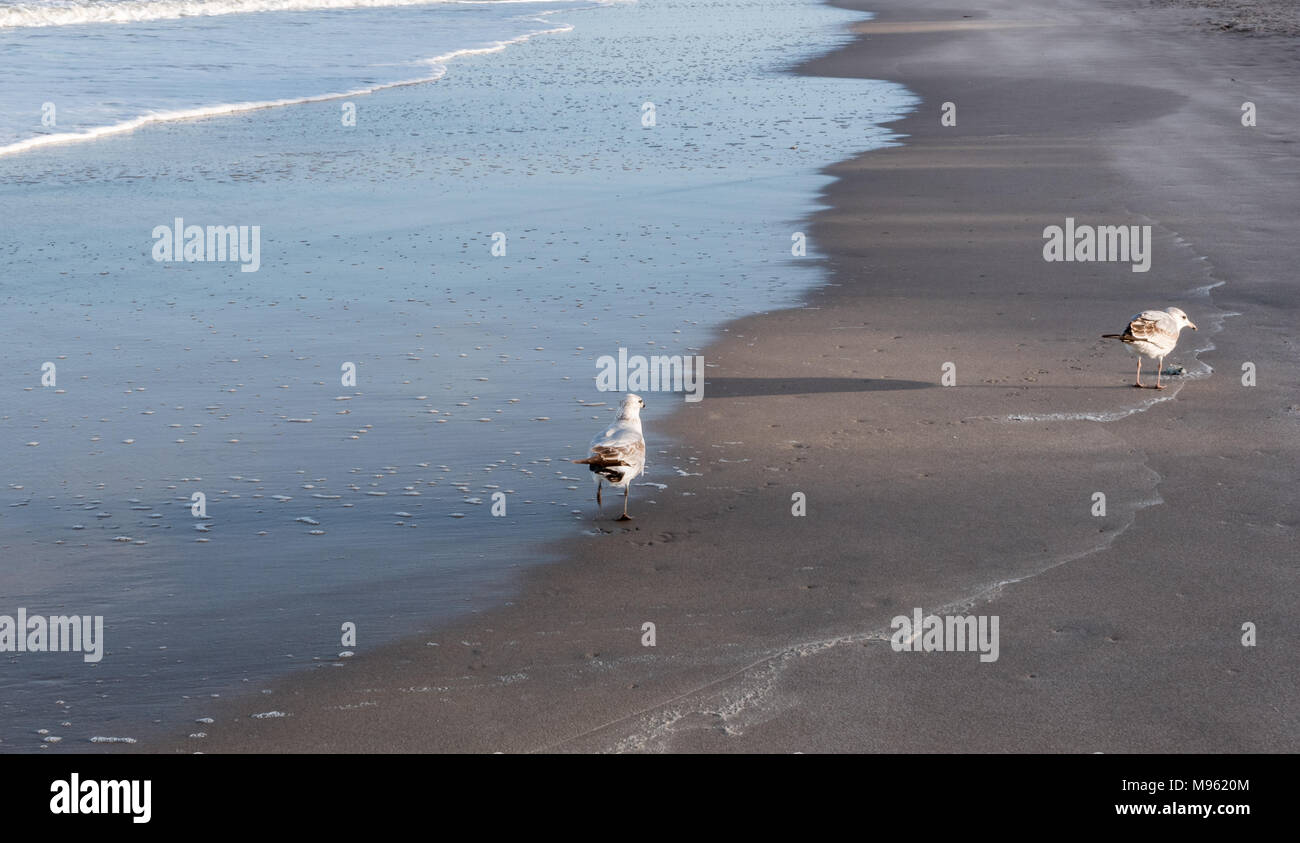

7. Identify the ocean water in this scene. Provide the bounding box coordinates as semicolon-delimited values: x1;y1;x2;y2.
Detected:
0;0;581;156
0;0;915;749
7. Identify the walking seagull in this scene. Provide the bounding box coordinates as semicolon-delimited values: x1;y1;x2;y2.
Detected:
573;394;645;521
1102;307;1196;389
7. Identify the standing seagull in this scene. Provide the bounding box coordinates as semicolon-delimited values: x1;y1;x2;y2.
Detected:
1102;307;1196;389
573;394;646;521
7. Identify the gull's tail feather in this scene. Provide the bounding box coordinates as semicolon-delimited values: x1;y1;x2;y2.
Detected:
1101;333;1127;340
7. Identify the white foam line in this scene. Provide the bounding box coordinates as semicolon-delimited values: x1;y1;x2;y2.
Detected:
989;228;1242;425
542;474;1166;752
1000;300;1238;424
999;393;1177;424
934;491;1164;616
0;15;576;159
0;0;570;30
553;483;1164;754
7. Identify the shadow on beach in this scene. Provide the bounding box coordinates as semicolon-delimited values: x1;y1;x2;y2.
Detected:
703;377;933;398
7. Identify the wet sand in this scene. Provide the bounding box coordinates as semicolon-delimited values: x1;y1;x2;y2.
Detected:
151;0;1298;752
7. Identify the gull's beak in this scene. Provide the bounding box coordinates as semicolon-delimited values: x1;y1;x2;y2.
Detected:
1190;322;1198;330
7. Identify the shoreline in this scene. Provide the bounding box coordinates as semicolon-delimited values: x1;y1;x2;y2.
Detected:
4;0;916;751
135;0;1297;753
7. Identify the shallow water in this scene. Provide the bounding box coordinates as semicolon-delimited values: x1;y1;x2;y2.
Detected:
0;0;915;749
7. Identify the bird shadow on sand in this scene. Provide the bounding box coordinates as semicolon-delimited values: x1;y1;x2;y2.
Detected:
702;377;933;398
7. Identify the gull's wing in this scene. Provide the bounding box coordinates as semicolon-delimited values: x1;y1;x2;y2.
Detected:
589;423;642;451
579;438;645;468
574;420;645;469
1123;310;1178;344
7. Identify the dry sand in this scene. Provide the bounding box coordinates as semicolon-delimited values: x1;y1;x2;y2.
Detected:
150;0;1298;752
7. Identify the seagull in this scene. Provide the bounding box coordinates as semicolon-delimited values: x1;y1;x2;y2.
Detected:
1102;307;1196;389
573;394;645;521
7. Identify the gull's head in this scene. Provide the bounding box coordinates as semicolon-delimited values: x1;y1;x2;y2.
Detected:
1167;307;1197;331
618;393;645;419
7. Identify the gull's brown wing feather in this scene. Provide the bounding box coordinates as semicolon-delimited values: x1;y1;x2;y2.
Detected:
573;440;645;467
1119;312;1177;345
574;440;645;484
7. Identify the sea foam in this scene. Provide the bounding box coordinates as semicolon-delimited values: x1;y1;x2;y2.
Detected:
0;0;560;30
